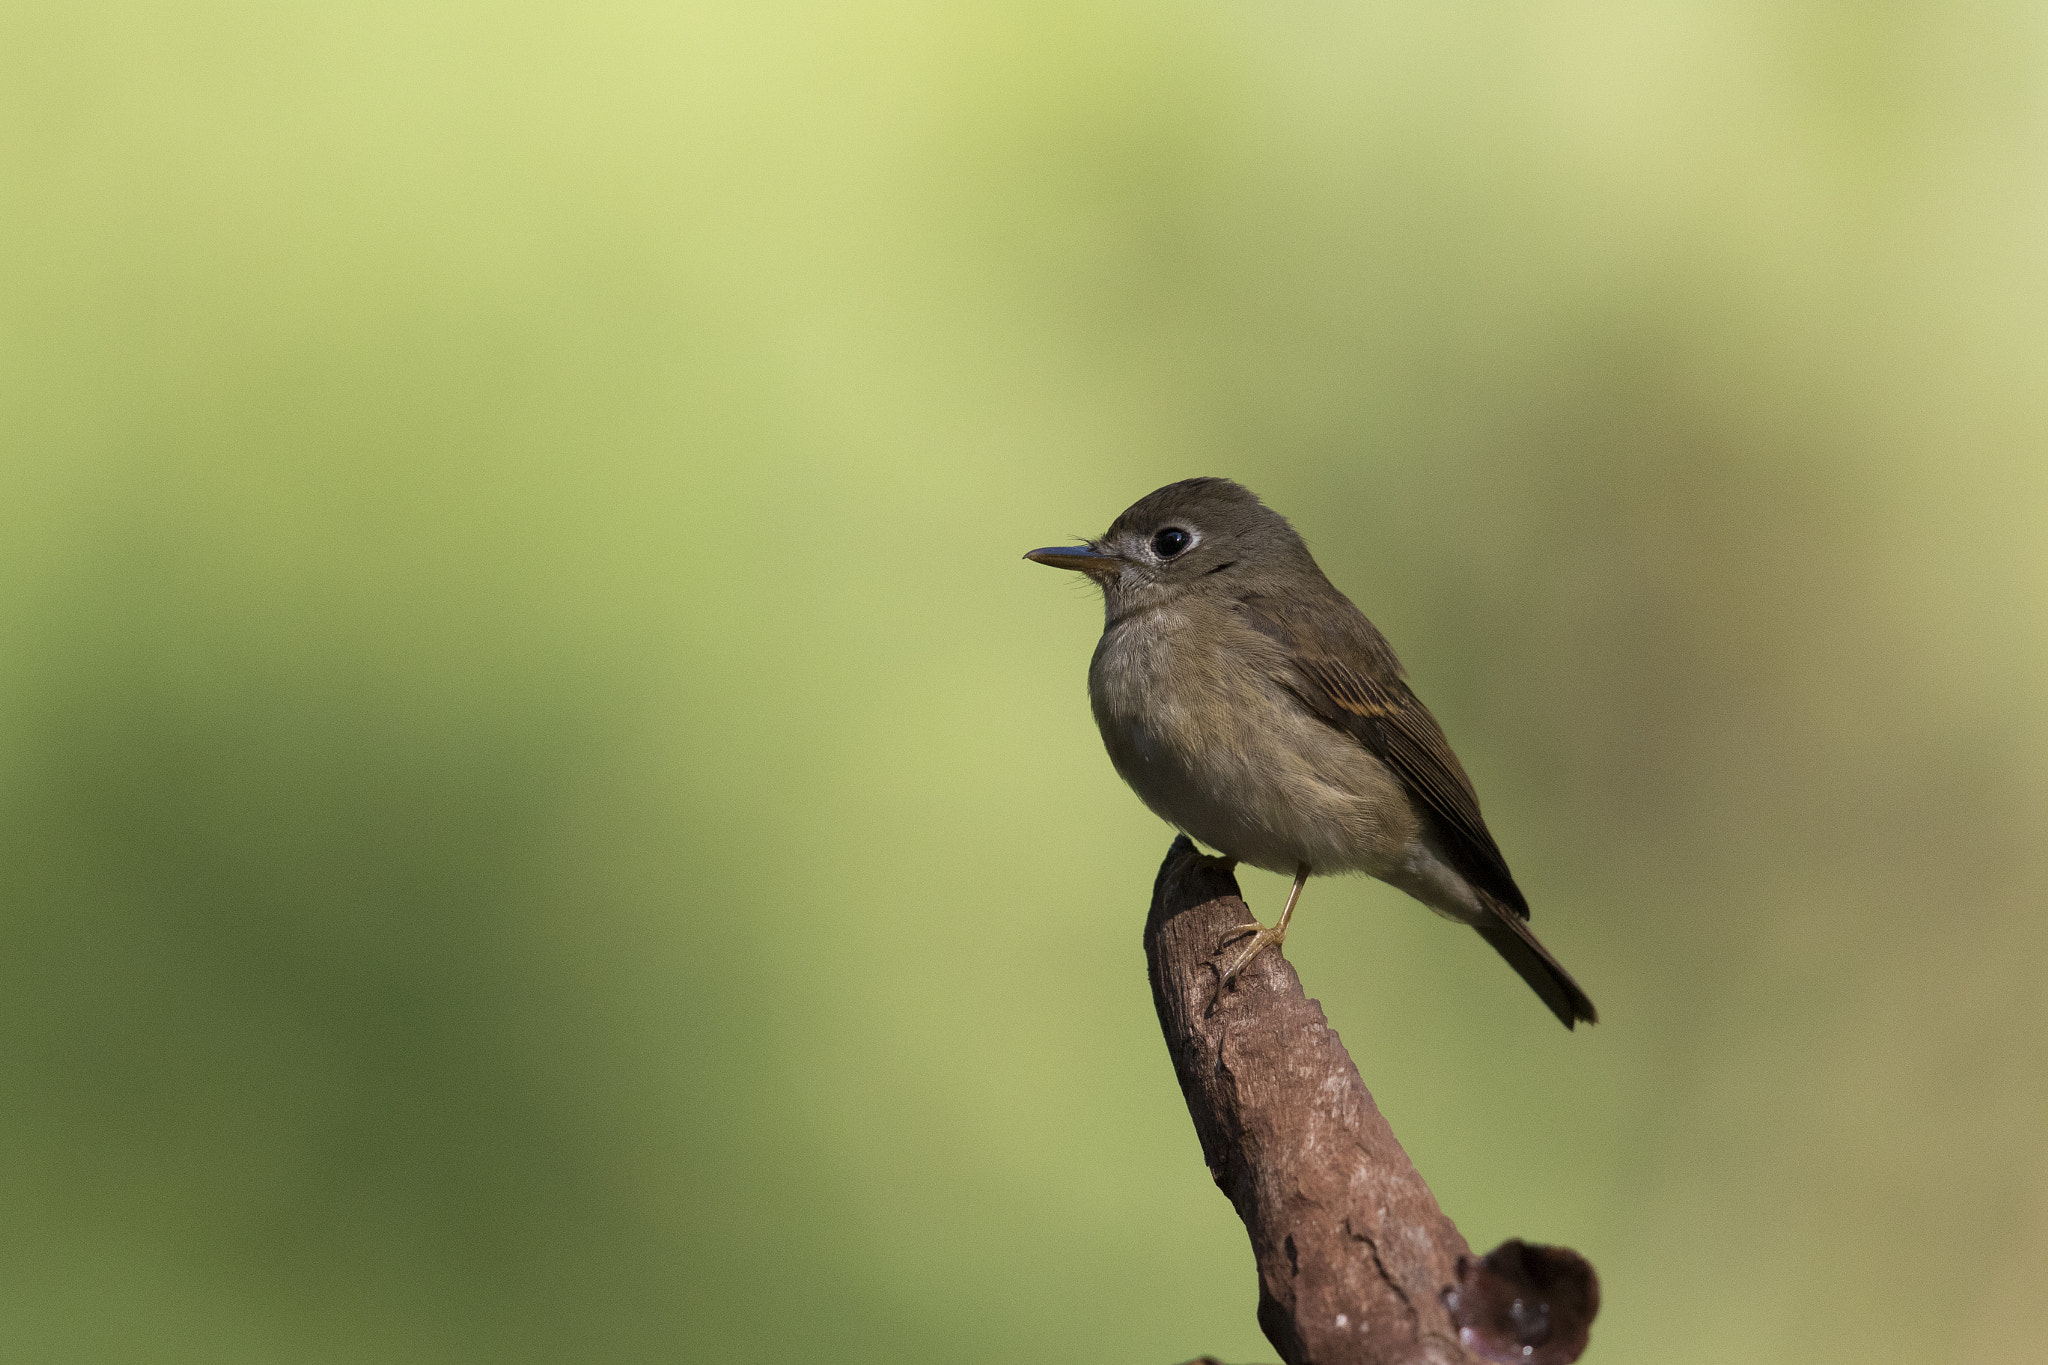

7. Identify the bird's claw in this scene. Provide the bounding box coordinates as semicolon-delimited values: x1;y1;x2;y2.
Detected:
1219;919;1288;988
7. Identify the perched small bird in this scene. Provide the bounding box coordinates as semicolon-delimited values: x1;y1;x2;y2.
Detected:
1026;477;1596;1028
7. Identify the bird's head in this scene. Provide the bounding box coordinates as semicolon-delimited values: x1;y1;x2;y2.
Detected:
1025;477;1314;620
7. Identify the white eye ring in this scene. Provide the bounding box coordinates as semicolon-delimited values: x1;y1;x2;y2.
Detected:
1151;526;1194;558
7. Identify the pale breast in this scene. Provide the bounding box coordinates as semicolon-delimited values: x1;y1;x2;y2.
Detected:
1087;605;1416;877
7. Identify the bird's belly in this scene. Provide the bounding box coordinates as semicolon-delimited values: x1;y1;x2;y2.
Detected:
1105;720;1358;871
1090;632;1413;876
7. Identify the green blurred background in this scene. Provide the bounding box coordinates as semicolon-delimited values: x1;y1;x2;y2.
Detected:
4;3;2045;1362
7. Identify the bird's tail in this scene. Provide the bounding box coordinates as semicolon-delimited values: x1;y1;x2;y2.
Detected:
1474;902;1598;1030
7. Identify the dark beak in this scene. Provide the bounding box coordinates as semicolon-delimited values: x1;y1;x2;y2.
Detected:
1024;545;1118;576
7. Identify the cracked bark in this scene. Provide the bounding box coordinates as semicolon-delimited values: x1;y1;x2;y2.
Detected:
1145;837;1597;1365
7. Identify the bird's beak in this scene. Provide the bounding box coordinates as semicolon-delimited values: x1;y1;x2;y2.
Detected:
1024;545;1118;577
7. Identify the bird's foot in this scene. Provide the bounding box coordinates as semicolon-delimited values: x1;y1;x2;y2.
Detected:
1219;917;1287;988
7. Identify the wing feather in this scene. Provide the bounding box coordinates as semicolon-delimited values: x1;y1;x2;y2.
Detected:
1238;594;1529;918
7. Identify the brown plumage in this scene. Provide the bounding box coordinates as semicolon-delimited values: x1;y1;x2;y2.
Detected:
1027;477;1596;1029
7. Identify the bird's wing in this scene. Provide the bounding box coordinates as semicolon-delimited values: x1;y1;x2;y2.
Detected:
1236;593;1529;918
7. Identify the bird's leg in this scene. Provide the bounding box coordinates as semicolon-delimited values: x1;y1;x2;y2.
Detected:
1220;862;1310;987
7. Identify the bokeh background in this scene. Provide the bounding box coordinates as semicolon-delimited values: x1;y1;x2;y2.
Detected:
4;3;2045;1362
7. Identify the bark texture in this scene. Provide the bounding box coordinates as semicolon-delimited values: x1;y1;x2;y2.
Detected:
1144;837;1597;1365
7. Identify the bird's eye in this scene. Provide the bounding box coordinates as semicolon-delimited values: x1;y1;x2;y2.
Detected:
1152;527;1192;558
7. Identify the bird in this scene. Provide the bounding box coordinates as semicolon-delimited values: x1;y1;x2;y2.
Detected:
1025;477;1596;1028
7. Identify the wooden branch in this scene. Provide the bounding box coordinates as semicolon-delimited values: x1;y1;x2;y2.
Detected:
1145;837;1598;1365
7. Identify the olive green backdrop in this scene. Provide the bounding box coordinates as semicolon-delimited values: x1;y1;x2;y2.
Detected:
4;4;2044;1363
